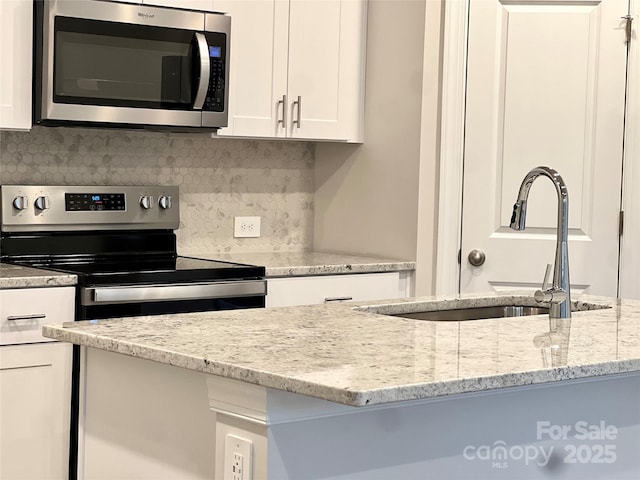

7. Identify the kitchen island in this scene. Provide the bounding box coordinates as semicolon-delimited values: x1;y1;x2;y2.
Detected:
44;292;640;479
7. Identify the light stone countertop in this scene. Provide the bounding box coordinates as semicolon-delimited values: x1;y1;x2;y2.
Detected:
0;251;411;289
0;263;77;289
43;292;640;407
189;251;415;277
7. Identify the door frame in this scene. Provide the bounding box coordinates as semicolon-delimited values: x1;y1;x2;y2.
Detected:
434;0;468;295
435;0;638;298
619;0;640;299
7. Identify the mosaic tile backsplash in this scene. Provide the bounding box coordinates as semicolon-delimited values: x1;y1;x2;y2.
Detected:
0;127;315;254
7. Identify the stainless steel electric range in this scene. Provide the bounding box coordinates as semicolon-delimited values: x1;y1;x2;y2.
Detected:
0;185;266;318
0;184;266;479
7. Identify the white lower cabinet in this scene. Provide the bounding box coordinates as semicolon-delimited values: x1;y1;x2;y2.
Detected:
266;272;410;307
0;342;73;479
0;287;74;480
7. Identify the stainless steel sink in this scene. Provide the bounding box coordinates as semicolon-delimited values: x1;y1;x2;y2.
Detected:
392;305;549;322
358;298;611;322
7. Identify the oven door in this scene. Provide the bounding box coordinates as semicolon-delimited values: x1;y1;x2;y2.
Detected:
70;278;264;479
78;280;266;320
34;0;230;129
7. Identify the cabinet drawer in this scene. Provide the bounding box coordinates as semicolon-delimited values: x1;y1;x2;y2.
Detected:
0;287;75;345
266;272;408;308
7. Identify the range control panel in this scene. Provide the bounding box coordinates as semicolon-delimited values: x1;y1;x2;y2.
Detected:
65;193;126;211
0;185;179;232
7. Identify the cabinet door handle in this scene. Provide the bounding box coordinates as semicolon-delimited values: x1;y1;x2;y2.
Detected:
292;95;302;128
277;94;287;128
324;296;353;303
7;314;47;321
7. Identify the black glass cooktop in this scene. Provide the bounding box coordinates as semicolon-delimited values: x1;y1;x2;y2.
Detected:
1;230;264;285
12;255;265;286
33;256;255;275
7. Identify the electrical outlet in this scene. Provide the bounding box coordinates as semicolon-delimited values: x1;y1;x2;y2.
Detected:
232;453;243;480
224;434;253;480
234;216;261;238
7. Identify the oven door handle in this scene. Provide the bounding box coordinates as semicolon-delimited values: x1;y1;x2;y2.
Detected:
84;280;266;305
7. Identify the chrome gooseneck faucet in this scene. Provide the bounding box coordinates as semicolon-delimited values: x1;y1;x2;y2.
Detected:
510;166;571;319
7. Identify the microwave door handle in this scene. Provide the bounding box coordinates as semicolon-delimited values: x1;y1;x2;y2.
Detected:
193;32;210;110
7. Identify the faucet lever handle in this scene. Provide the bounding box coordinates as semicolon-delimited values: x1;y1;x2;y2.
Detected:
535;263;567;304
541;263;552;290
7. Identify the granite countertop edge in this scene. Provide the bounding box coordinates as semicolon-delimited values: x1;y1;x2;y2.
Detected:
1;251;414;287
38;320;640;407
186;251;416;277
0;264;77;289
41;293;640;407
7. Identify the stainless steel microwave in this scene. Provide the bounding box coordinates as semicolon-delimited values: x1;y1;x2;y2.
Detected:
34;0;230;130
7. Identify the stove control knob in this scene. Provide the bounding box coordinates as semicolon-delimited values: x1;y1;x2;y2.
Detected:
12;196;28;210
158;195;172;210
140;195;154;210
34;196;51;211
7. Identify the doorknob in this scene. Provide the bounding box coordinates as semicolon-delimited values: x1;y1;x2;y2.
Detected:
468;249;486;266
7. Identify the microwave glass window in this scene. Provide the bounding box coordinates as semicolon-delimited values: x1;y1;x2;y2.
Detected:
54;17;196;109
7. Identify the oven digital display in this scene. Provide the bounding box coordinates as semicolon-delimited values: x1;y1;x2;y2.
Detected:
65;193;125;211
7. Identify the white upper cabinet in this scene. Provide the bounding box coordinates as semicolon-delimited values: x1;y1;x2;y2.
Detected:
142;0;217;11
115;0;217;11
216;0;367;142
0;0;33;130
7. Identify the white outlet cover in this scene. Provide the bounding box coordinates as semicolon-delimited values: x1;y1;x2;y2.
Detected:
224;434;253;480
234;216;261;238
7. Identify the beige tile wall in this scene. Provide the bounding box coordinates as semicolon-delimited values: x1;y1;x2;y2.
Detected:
0;127;314;254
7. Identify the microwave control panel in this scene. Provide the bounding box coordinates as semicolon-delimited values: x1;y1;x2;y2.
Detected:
204;33;226;112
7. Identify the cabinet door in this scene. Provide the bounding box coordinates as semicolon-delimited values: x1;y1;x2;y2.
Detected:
286;0;366;141
266;272;408;307
216;0;289;138
0;342;73;480
217;0;366;141
0;0;32;130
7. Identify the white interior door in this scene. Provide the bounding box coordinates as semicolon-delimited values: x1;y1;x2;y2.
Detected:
460;0;628;296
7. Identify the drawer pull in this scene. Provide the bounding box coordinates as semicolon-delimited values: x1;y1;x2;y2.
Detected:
324;296;353;303
7;314;47;321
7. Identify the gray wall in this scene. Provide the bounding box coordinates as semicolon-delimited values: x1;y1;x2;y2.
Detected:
314;0;442;295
